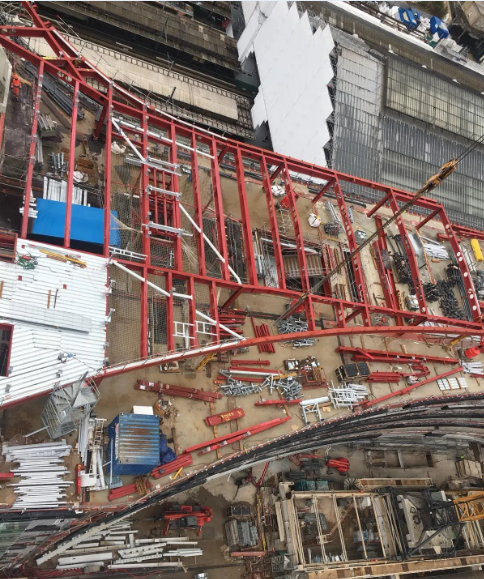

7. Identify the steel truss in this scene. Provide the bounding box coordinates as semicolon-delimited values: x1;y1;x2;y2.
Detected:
1;3;484;371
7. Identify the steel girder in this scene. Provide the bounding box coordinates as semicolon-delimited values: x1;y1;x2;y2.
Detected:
1;3;484;366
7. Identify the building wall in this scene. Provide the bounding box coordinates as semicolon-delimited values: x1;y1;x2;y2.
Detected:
237;1;334;166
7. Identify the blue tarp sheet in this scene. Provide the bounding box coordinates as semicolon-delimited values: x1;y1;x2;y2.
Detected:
32;199;121;246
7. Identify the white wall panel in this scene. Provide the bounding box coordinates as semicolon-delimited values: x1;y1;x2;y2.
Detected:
238;2;334;166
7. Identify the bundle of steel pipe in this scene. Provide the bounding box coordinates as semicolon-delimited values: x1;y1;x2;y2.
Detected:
231;360;271;366
3;441;72;509
135;380;222;402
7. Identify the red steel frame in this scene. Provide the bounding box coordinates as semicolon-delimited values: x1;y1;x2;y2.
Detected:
2;3;484;367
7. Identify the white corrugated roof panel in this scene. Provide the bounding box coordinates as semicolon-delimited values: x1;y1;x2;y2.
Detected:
0;240;108;407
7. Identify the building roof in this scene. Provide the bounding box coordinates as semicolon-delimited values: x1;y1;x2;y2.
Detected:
0;240;108;407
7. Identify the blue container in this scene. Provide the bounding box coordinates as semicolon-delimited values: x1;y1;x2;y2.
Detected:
109;413;160;476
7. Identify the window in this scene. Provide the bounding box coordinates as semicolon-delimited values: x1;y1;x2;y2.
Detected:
0;325;13;377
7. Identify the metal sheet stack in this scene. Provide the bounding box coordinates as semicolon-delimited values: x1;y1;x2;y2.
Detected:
3;441;72;509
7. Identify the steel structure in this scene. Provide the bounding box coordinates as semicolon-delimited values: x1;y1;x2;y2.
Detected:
1;3;484;377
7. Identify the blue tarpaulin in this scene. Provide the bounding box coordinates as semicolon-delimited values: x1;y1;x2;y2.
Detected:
32;198;121;246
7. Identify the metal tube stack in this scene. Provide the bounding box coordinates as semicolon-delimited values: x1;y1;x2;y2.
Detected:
3;441;72;509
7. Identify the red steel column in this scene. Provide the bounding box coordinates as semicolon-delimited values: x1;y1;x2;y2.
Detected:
332;177;370;326
187;277;198;347
191;134;206;276
210;138;230;281
166;272;175;352
439;210;481;321
103;87;113;257
235;149;257;285
140;109;150;358
260;155;285;289
21;59;44;239
64;80;79;248
210;281;220;343
170;124;183;271
387;188;427;324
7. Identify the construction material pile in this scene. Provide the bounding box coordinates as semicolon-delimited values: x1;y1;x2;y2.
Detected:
218;369;302;400
225;519;259;548
329;384;369;408
3;441;72;509
423;280;465;319
277;317;315;347
54;520;200;571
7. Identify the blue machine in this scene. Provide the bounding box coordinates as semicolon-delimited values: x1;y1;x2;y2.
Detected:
109;413;161;476
430;15;449;39
32;199;121;247
398;7;421;30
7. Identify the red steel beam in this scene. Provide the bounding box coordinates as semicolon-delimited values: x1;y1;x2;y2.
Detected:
221;287;243;310
313;179;335;204
93;101;107;141
209;281;220;343
103;87;113;257
333;177;370;325
438;210;481;321
187;277;198;347
166;273;175;352
367;192;391;218
372;240;397;310
235;148;257;285
63;80;79;248
260;155;286;289
209;138;230;281
191;133;206;276
386;188;427;323
170;124;183;271
416;207;441;231
21;59;44;239
336;346;459;365
102;326;484;380
360;366;464;409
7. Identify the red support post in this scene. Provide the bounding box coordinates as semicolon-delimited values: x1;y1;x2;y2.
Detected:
103;87;113;257
332;178;371;326
313;179;335;204
416;207;441;231
235;148;257;285
64;80;79;248
218;143;229;163
166;272;175;352
21;59;44;239
187;277;198;347
209;138;230;281
387;188;427;323
209;281;220;343
439;211;481;321
170;124;183;271
191;134;206;276
367;192;391;218
260;156;286;289
140;109;150;358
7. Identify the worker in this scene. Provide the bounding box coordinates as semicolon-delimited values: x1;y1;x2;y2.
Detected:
10;74;21;101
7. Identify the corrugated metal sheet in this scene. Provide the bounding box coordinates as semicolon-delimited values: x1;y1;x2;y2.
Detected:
109;413;160;476
0;239;108;407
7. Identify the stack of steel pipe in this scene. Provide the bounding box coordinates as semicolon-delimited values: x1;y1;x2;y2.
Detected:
150;454;193;479
218;310;246;339
3;441;72;509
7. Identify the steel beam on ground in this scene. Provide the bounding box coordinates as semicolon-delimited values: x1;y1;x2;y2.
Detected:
191;134;206;276
235;149;257;285
209;138;230;281
260;156;285;289
63;80;79;248
21;59;43;240
333;177;370;325
103;87;113;257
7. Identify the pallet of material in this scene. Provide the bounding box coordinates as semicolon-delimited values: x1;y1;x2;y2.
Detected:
357;477;432;489
251;320;275;354
150;454;193;479
136;380;222;402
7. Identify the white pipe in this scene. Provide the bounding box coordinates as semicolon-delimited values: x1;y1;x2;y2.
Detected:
178;203;242;284
111;118;145;164
195;309;243;341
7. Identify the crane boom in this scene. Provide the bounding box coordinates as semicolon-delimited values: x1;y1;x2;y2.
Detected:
277;159;459;323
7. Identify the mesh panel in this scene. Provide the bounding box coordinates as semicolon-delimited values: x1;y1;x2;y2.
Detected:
194;282;214;346
148;273;168;356
107;266;141;365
